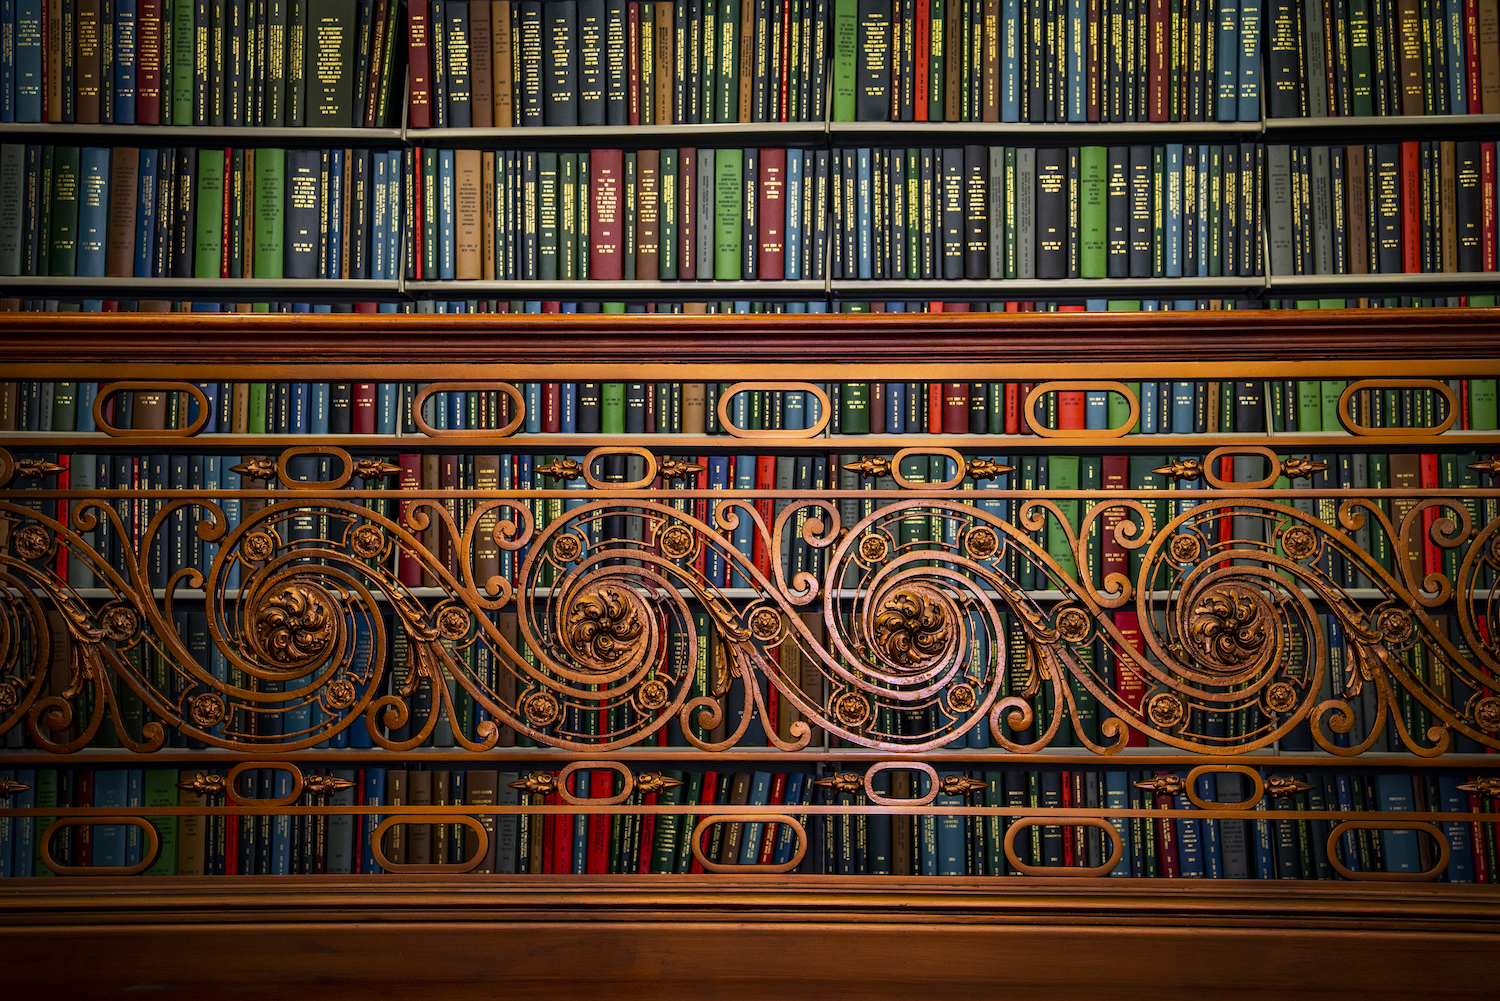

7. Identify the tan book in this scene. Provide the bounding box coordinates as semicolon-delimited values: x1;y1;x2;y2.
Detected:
471;5;494;127
77;0;103;122
1397;0;1425;115
1440;140;1458;273
798;612;824;745
232;382;250;434
454;148;483;280
636;148;661;279
493;1;515;126
1346;145;1368;274
891;769;913;875
473;454;501;583
655;2;673;123
681;302;708;313
407;770;433;865
432;770;450;866
0;382;15;430
177;770;208;875
681;382;707;432
482;151;497;279
776;642;800;742
495;611;520;746
1205;381;1220;433
384;770;408;866
465;770;500;872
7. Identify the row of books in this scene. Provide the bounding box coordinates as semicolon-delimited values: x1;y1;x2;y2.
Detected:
408;0;830;128
1267;141;1500;278
845;0;1262;123
3;0;402;127
2;765;1496;879
1266;0;1500;118
0;145;407;281
8;375;1488;433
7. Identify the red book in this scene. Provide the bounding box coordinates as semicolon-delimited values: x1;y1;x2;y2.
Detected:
1402;141;1421;272
1483;143;1497;271
627;2;641;125
645;381;658;432
1147;0;1169;120
221;149;233;278
690;771;718;873
870;382;886;433
941;382;968;433
542;301;561;313
412;149;425;278
1057;391;1086;429
406;0;435;128
76;771;94;867
542;383;561;432
757;773;787;863
136;0;162;123
752;455;776;579
397;454;424;586
1467;0;1483;111
758;147;786;278
1005;300;1020;311
1153;770;1181;877
927;381;943;432
680;148;696;278
1112;610;1148;746
638;790;658;871
1419;452;1441;575
589;148;625;279
352;383;377;433
1463;380;1471;429
928;301;944;312
1056;303;1085;311
1004;382;1019;434
944;301;969;312
1100;455;1128;587
587;771;613;873
354;302;379;313
914;0;930;121
1468;789;1491;883
1019;382;1035;433
1060;770;1074;867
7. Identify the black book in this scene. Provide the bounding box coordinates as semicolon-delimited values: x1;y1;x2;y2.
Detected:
855;0;892;120
446;1;474;127
1221;143;1238;278
517;1;544;124
288;0;308;125
1035;147;1068;279
194;0;212;124
963;144;987;278
969;382;987;433
624;382;648;434
743;148;758;279
1067;146;1080;278
576;382;601;432
1457;140;1482;273
307;0;358;126
266;0;288;124
329;383;352;433
577;0;605;124
1241;142;1259;276
1233;381;1264;433
543;0;577;125
284;149;322;279
349;149;369;279
940;146;963;280
212;0;228;124
604;0;627;124
353;0;375;124
841;148;857;280
170;148;196;279
1127;144;1150;277
228;0;248;126
1265;0;1299;118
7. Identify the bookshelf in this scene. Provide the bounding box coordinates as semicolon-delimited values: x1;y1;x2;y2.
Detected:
1;310;1498;996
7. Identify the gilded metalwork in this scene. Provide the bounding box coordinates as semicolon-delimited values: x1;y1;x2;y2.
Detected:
13;458;64;480
1282;457;1329;481
936;775;987;797
1456;777;1500;798
1154;459;1203;481
658;458;706;481
814;772;864;794
0;776;31;799
231;458;278;480
635;772;684;794
537;459;584;481
1264;776;1315;799
302;774;356;796
190;693;227;728
12;526;50;561
1469;457;1500;479
176;772;228;795
1133;775;1186;796
509;771;559;795
353;459;402;480
966;459;1014;481
843;456;892;480
1147;692;1185;727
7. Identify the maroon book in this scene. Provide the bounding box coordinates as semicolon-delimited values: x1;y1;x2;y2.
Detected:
757;147;786;279
406;0;435;128
352;383;377;434
589;149;625;279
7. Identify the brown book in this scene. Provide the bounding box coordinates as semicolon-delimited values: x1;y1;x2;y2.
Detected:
945;0;961;120
777;642;800;742
46;0;61;121
470;6;494;127
494;611;519;746
0;382;16;430
432;770;450;866
473;454;501;583
384;770;408;866
407;770;433;865
1388;452;1422;583
1398;0;1425;114
891;769;913;875
493;1;515;125
719;772;752;863
177;770;208;875
231;382;250;433
654;1;673;123
421;453;441;585
1483;0;1500;112
739;0;754;121
983;0;1001;121
636;148;660;278
454;148;483;280
482;150;496;278
681;301;708;312
1346;144;1368;273
1206;381;1220;432
105;148;138;277
681;382;706;432
46;611;75;742
77;0;103;122
465;770;499;872
798;612;824;745
133;389;168;430
1440;140;1458;273
242;149;255;279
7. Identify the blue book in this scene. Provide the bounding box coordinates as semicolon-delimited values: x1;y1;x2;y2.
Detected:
191;382;218;433
1170;380;1194;433
370;152;389;280
786;150;803;279
0;0;13;121
10;769;35;875
571;770;590;874
376;383;398;433
771;772;807;865
1438;776;1475;883
446;389;465;429
361;768;385;872
309;383;330;436
327;149;345;278
885;381;904;433
1085;298;1107;310
1376;773;1420;873
77;381;98;431
1335;773;1359;871
705;455;730;586
1165;144;1183;277
935;773;966;875
966;624;990;747
15;0;41;121
731;455;756;586
1252;789;1275;878
1196;146;1211;274
525;383;542;432
1104;771;1131;876
220;457;241;589
386;151;404;279
560;383;577;432
1196;773;1222;877
1236;0;1259;120
270;770;294;874
0;770;11;875
1446;0;1465;113
1174;784;1205;877
439;148;456;279
134;148;157;276
1215;0;1237;120
93;769;130;866
738;771;773;865
76;147;111;276
784;389;806;430
114;0;138;122
856;147;872;279
1085;390;1109;428
1067;0;1086;119
1001;0;1019;120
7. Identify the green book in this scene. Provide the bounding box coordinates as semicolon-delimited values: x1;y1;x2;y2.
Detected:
601;383;626;433
1112;381;1140;432
1045;455;1080;581
716;0;741;121
1207;145;1222;277
1367;452;1391;572
1079;146;1107;278
1150;145;1164;277
929;0;944;120
1107;301;1142;311
675;771;704;872
1295;380;1322;432
194;152;225;278
143;769;180;875
714;149;743;279
841;382;870;433
1127;456;1169;583
649;770;685;872
253;148;286;278
538;151;559;280
1320;380;1346;433
832;0;857;120
173;0;195;123
559;152;578;280
48;146;82;276
898;453;929;549
661;148;678;280
1470;379;1498;429
51;382;77;432
1079;455;1102;588
248;382;270;433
